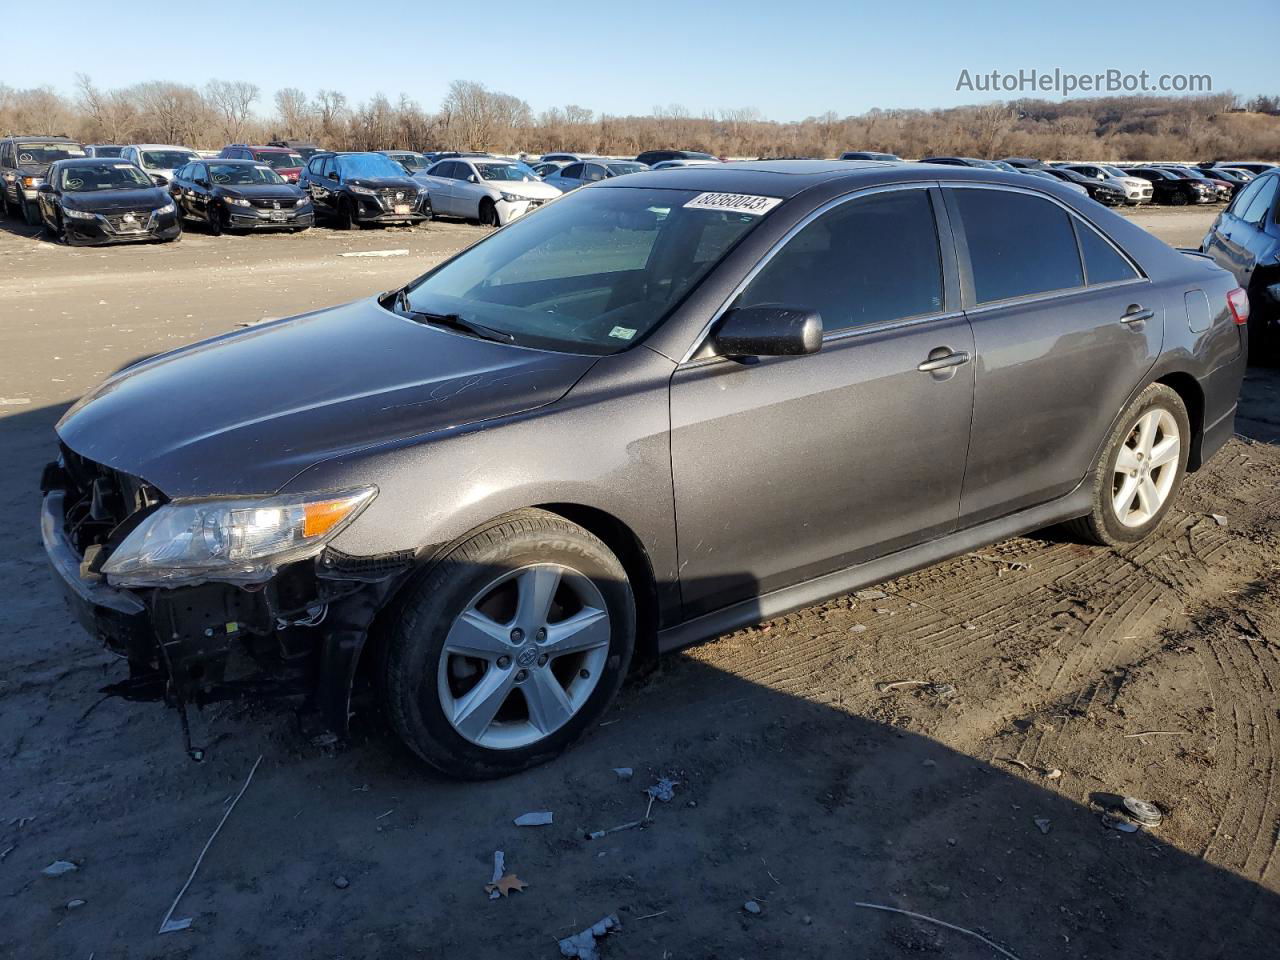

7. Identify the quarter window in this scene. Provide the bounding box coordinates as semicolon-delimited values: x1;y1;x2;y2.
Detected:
955;189;1084;303
734;189;944;333
1076;220;1139;285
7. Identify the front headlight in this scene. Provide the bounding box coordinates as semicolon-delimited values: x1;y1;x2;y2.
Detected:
101;486;376;587
22;176;44;189
348;184;377;197
63;207;97;220
499;192;525;203
156;201;175;215
224;196;252;207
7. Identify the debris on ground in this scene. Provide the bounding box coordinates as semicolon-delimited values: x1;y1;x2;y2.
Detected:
646;778;679;803
853;902;1023;960
486;851;505;900
1034;818;1052;835
157;754;263;934
877;679;929;693
877;679;955;698
613;767;633;781
513;811;554;826
1045;768;1063;781
333;876;350;889
1102;813;1141;833
744;899;763;915
485;873;527;897
1210;513;1229;526
558;914;621;959
42;860;78;877
65;898;86;910
975;554;1032;574
338;249;409;258
1122;796;1164;827
850;623;867;633
855;589;888;601
587;819;645;840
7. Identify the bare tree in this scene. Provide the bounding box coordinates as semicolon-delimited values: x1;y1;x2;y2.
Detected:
274;87;315;140
206;79;259;144
75;74;137;143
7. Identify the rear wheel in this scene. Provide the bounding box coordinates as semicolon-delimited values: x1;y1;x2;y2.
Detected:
382;509;635;779
1064;383;1190;546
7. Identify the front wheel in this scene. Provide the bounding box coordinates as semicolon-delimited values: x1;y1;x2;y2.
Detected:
382;509;635;778
478;198;499;227
22;200;39;226
1064;383;1190;546
1169;191;1189;206
207;204;225;236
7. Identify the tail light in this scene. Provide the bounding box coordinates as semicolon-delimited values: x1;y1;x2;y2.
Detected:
1226;287;1250;325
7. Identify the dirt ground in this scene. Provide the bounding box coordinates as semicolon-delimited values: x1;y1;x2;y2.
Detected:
2;205;1279;960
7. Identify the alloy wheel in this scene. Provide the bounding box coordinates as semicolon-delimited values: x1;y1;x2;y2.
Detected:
436;563;611;749
1112;407;1180;527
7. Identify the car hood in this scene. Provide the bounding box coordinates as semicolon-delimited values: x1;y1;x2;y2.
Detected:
347;177;419;191
56;298;599;497
487;180;562;200
62;187;169;213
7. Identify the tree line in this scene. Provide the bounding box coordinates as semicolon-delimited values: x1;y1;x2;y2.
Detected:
1;77;1277;162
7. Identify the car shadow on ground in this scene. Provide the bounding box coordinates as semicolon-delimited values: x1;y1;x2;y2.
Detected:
3;387;1279;958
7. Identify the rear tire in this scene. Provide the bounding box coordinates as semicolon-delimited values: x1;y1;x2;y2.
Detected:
1064;383;1190;546
381;509;635;779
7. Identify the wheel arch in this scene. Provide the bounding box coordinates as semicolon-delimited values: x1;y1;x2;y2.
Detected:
1153;371;1206;470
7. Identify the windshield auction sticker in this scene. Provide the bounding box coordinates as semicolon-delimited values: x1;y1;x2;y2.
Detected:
683;192;782;215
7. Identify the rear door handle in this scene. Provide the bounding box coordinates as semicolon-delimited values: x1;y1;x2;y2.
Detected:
917;350;971;372
1121;307;1155;324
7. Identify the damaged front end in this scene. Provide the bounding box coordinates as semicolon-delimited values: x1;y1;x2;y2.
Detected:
40;445;411;759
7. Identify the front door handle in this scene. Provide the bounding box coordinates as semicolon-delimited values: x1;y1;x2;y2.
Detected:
1121;306;1155;324
917;350;971;372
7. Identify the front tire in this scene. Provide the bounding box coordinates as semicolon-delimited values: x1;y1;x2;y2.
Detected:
22;200;39;225
382;509;635;779
479;198;499;227
1169;191;1189;206
1064;383;1190;546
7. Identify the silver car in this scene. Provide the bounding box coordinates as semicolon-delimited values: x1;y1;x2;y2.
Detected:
542;159;648;192
414;157;562;226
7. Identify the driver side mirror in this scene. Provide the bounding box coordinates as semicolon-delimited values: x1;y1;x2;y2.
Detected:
467;174;478;183
151;174;169;186
713;305;823;359
37;183;53;194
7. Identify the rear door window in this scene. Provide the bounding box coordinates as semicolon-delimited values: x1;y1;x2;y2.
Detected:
954;188;1084;304
560;163;585;179
1240;176;1278;225
734;188;944;333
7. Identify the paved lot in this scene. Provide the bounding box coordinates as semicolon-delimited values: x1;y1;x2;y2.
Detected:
2;206;1279;960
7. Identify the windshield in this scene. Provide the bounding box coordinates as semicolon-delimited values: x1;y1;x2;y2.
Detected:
475;162;535;182
389;153;426;172
399;186;772;354
1101;165;1129;178
208;163;286;185
141;150;195;169
259;152;303;169
16;142;85;164
337;153;407;179
606;162;646;176
59;163;152;192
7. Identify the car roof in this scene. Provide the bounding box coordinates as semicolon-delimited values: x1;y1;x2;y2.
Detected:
599;159;1023;199
52;157;129;167
132;144;192;150
204;157;258;164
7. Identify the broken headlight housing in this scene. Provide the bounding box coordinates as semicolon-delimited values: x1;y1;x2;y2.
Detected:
101;486;376;587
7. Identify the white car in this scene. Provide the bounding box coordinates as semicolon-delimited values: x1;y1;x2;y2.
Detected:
121;144;199;185
648;159;722;170
1017;168;1089;196
1057;163;1153;205
542;159;648;193
414;157;561;226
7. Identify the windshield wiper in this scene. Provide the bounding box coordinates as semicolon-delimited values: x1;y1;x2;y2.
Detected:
393;289;516;344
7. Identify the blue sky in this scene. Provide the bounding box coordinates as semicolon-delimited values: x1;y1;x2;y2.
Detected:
18;0;1277;121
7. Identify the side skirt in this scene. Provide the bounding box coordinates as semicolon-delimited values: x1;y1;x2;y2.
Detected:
656;486;1092;654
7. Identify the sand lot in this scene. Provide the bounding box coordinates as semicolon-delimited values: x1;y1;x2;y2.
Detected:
2;203;1278;960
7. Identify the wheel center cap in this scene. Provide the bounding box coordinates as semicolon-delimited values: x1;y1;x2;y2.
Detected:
515;646;539;668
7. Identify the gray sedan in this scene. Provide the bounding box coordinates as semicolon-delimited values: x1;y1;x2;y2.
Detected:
44;161;1248;778
542;158;648;192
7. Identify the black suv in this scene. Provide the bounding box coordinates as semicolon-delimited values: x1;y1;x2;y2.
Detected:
298;152;429;229
170;158;313;235
634;149;718;167
0;135;86;225
268;139;323;161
